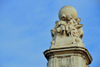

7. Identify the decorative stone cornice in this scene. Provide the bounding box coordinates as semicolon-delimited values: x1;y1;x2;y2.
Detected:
44;46;92;64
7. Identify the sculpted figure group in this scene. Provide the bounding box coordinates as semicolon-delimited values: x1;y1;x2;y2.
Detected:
51;14;84;45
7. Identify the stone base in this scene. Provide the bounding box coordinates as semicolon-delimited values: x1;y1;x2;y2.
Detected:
50;42;84;49
44;46;92;67
50;36;84;49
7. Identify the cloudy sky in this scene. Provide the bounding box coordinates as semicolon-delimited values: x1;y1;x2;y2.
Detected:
0;0;100;67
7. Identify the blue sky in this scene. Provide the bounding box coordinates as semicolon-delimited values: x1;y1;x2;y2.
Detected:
0;0;100;67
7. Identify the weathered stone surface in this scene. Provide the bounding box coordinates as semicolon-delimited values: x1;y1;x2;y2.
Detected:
44;6;92;67
50;6;84;48
44;47;92;67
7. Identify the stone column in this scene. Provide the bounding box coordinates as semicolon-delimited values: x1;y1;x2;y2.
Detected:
44;6;92;67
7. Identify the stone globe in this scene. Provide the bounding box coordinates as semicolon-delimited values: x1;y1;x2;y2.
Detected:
59;6;77;20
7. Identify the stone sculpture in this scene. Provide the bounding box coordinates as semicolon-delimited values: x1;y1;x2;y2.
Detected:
50;6;84;48
44;6;92;67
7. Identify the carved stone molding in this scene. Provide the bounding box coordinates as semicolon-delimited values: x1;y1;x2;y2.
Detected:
44;46;92;65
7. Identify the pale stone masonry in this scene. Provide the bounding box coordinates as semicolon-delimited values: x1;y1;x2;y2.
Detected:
44;6;92;67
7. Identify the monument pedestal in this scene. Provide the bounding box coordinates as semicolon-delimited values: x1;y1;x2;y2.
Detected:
43;6;92;67
44;47;92;67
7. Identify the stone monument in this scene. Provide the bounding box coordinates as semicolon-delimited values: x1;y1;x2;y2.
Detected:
43;6;92;67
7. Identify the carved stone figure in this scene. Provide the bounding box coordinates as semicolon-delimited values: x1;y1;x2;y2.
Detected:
44;6;92;67
50;6;84;47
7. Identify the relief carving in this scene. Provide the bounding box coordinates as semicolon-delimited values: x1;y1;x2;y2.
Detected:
58;57;70;67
